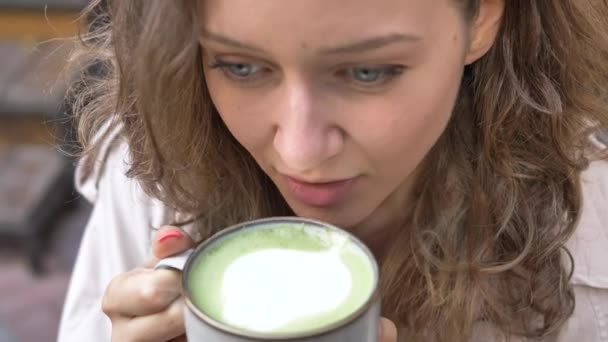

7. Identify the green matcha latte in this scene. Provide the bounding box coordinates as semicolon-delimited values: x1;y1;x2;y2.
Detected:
186;222;376;335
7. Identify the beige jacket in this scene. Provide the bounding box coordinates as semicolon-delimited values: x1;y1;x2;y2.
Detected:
58;127;608;341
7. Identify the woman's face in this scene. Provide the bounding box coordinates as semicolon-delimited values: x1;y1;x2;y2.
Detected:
200;0;498;238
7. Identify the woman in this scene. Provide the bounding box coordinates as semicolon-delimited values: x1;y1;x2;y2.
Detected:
58;0;608;341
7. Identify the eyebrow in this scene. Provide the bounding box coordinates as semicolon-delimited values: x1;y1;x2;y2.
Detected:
321;33;422;54
199;29;422;55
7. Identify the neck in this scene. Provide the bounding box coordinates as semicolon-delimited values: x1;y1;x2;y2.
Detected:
349;177;415;264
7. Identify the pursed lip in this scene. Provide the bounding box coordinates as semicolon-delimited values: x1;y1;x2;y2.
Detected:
281;174;358;207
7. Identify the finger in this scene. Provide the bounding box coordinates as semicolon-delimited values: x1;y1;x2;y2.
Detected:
103;268;183;317
379;317;398;342
168;335;187;342
152;226;195;261
118;298;186;342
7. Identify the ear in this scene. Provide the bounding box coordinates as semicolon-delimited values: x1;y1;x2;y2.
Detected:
464;0;505;65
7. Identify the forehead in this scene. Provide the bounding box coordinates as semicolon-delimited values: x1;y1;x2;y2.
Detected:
199;0;460;51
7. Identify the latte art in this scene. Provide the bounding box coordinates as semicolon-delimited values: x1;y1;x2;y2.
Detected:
188;223;375;335
222;245;351;331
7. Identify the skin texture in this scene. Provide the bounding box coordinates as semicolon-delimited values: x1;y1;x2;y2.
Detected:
102;1;504;340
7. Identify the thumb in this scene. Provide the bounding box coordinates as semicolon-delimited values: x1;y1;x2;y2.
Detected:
379;317;398;342
152;226;195;260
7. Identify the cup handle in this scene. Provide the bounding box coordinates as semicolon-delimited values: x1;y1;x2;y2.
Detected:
154;249;193;272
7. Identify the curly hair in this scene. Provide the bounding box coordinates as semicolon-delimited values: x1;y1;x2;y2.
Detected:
67;0;608;340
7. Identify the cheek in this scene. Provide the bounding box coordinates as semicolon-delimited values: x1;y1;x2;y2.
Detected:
349;62;464;177
205;75;271;154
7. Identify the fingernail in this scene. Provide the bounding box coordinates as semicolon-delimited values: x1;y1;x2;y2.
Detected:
157;229;183;243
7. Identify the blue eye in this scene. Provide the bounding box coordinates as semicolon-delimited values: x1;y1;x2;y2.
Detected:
228;63;261;77
209;60;264;79
351;67;384;82
345;66;405;85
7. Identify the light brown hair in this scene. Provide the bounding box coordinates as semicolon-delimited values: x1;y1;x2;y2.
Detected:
68;1;608;340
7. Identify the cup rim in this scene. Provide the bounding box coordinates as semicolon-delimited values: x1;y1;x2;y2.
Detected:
182;216;380;340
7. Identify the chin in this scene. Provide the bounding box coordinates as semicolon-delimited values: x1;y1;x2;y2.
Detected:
286;201;369;231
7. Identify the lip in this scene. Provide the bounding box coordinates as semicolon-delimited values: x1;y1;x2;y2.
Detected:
282;175;357;207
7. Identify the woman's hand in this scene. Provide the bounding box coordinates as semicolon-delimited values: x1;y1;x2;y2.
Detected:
102;226;194;342
102;225;397;342
379;317;398;342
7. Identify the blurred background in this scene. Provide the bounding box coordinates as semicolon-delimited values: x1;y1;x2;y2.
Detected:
0;1;92;341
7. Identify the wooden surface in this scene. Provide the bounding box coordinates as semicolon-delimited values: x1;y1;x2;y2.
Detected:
0;5;83;273
0;40;74;115
0;0;87;11
0;9;81;41
0;41;30;97
0;116;56;146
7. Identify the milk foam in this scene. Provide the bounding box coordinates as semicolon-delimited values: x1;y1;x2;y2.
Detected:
188;225;376;334
220;242;351;332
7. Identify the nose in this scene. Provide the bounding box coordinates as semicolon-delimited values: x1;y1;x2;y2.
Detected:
272;78;344;173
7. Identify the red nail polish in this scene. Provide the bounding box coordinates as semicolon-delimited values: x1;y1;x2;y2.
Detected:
157;230;183;243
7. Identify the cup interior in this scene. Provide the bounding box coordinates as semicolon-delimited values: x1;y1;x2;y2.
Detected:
182;217;380;340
